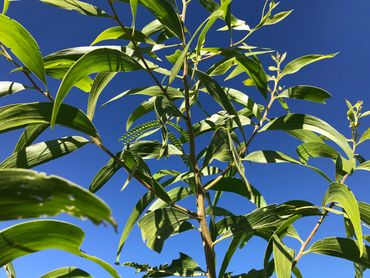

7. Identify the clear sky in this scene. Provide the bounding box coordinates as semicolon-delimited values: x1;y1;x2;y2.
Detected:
0;0;370;277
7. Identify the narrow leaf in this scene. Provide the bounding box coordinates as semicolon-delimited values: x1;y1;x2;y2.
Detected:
0;81;25;97
13;124;49;152
260;113;353;159
281;53;337;77
87;72;116;119
0;220;120;277
279;85;331;104
0;169;115;226
2;0;9;14
41;0;108;17
0;136;89;169
272;235;294;278
264;10;293;26
0;15;46;83
323;183;363;255
91;26;155;45
41;267;92;278
308;237;370;268
51;48;143;127
0;102;99;138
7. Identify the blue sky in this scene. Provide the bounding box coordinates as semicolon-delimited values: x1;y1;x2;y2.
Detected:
1;0;370;277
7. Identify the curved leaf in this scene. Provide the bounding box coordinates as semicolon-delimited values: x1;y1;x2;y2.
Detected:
0;15;46;83
2;0;9;14
281;53;337;77
208;177;267;208
126;141;182;159
359;201;370;226
41;267;92;278
87;72;116;119
41;0;108;17
0;169;115;226
308;237;370;268
138;207;194;253
0;136;89;169
279;85;331;104
356;161;370;172
91;26;155;45
51;48;143;126
148;187;193;212
0;220;120;277
0;102;99;138
296;142;338;163
0;81;26;97
260;113;353;159
272;235;294;278
13;124;49;152
323;183;363;255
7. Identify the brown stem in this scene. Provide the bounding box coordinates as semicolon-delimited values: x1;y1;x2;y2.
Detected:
180;2;216;277
292;174;349;267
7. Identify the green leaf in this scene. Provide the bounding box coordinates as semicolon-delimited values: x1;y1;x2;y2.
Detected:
218;235;246;278
308;237;370;268
0;102;99;138
13;124;49;152
132;0;183;38
138;207;194;253
208;177;267;208
234;55;268;98
281;53;337;77
358;201;370;226
264;10;293;26
0;136;89;169
279;85;331;104
356;161;370;171
272;235;294;278
260;113;353;159
124;253;206;277
0;220;120;277
0;169;115;226
41;267;92;278
117;190;156;261
296;142;338;163
148;187;193;212
130;0;138;30
287;129;325;144
203;128;233;166
197;71;246;139
0;81;26;97
41;0;108;17
87;72;116;119
89;152;123;193
91;26;155;45
323;183;363;255
0;15;46;83
216;201;321;242
358;128;370;145
126;141;182;159
2;0;9;14
51;48;143;127
102;86;183;107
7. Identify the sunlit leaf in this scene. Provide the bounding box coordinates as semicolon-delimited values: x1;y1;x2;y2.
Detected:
264;10;293;26
308;237;370;268
296;142;338;163
2;0;9;14
0;15;46;83
358;128;370;145
124;253;206;277
279;85;331;104
138;207;194;253
0;220;120;277
0;81;26;97
87;72;116;119
323;183;363;255
91;26;155;45
358;201;370;226
41;0;108;17
0;136;89;169
260;113;353;159
126;140;182;159
0;102;99;138
272;235;294;278
51;48;143;126
281;53;337;77
41;267;92;278
13;124;49;152
0;169;115;226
